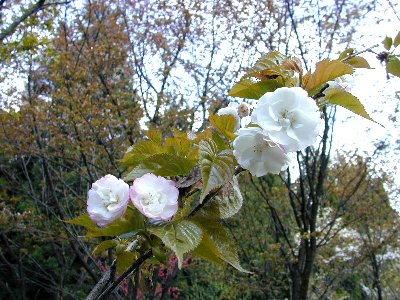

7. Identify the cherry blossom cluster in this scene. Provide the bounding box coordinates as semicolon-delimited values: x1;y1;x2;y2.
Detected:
226;87;322;177
87;87;321;226
87;173;179;227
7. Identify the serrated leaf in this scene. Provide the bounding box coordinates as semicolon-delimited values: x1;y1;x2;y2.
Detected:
120;140;164;168
116;252;137;273
172;128;189;138
338;48;355;60
66;213;98;230
281;57;303;73
202;176;243;219
165;136;190;155
344;56;370;68
67;207;145;238
394;31;400;47
148;220;202;268
209;112;236;140
144;153;197;177
92;240;117;255
199;139;235;202
245;51;288;79
383;36;393;50
228;78;283;99
212;131;228;152
387;56;400;77
302;59;353;95
123;165;153;181
123;152;197;179
324;88;375;123
144;129;162;143
192;234;224;266
150;236;167;264
193;128;212;144
192;218;250;273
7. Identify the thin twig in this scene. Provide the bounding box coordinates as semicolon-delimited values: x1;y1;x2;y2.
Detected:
0;0;46;42
341;44;379;62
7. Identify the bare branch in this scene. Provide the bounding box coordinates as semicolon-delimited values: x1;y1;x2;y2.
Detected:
0;0;46;42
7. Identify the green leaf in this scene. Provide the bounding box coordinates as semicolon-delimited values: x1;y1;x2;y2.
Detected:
244;51;290;79
67;207;145;238
148;220;202;268
192;218;250;273
228;51;299;99
92;240;117;255
199;139;236;202
92;207;144;238
387;55;400;77
302;59;353;95
66;213;98;230
324;88;375;123
120;140;164;168
138;153;197;177
338;48;355;60
122;135;198;179
151;245;167;264
228;78;283;99
345;56;370;68
123;165;153;182
202;176;243;219
211;131;228;152
192;234;224;266
209;112;236;140
383;36;393;50
116;252;137;273
165;136;198;161
394;31;400;47
144;129;163;144
339;48;370;68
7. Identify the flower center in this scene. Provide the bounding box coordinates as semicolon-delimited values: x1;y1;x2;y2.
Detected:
142;192;163;207
278;110;295;128
101;188;120;211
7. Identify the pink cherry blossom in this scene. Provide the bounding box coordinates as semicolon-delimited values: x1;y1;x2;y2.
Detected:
130;173;179;221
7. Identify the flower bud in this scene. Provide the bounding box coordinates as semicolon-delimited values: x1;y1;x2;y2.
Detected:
237;103;249;118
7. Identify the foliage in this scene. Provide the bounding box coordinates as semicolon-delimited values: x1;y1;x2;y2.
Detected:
1;0;399;299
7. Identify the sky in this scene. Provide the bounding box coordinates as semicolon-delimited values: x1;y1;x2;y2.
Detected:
329;5;400;211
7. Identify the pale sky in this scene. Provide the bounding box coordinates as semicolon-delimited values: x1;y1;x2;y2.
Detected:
329;4;400;211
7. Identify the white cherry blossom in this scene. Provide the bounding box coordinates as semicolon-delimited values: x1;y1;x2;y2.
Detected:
130;173;179;221
251;87;321;152
87;174;130;227
233;127;290;177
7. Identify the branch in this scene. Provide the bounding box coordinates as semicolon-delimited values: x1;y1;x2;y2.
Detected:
86;260;116;300
90;250;153;300
284;0;309;70
0;0;46;42
312;83;329;100
341;44;379;62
